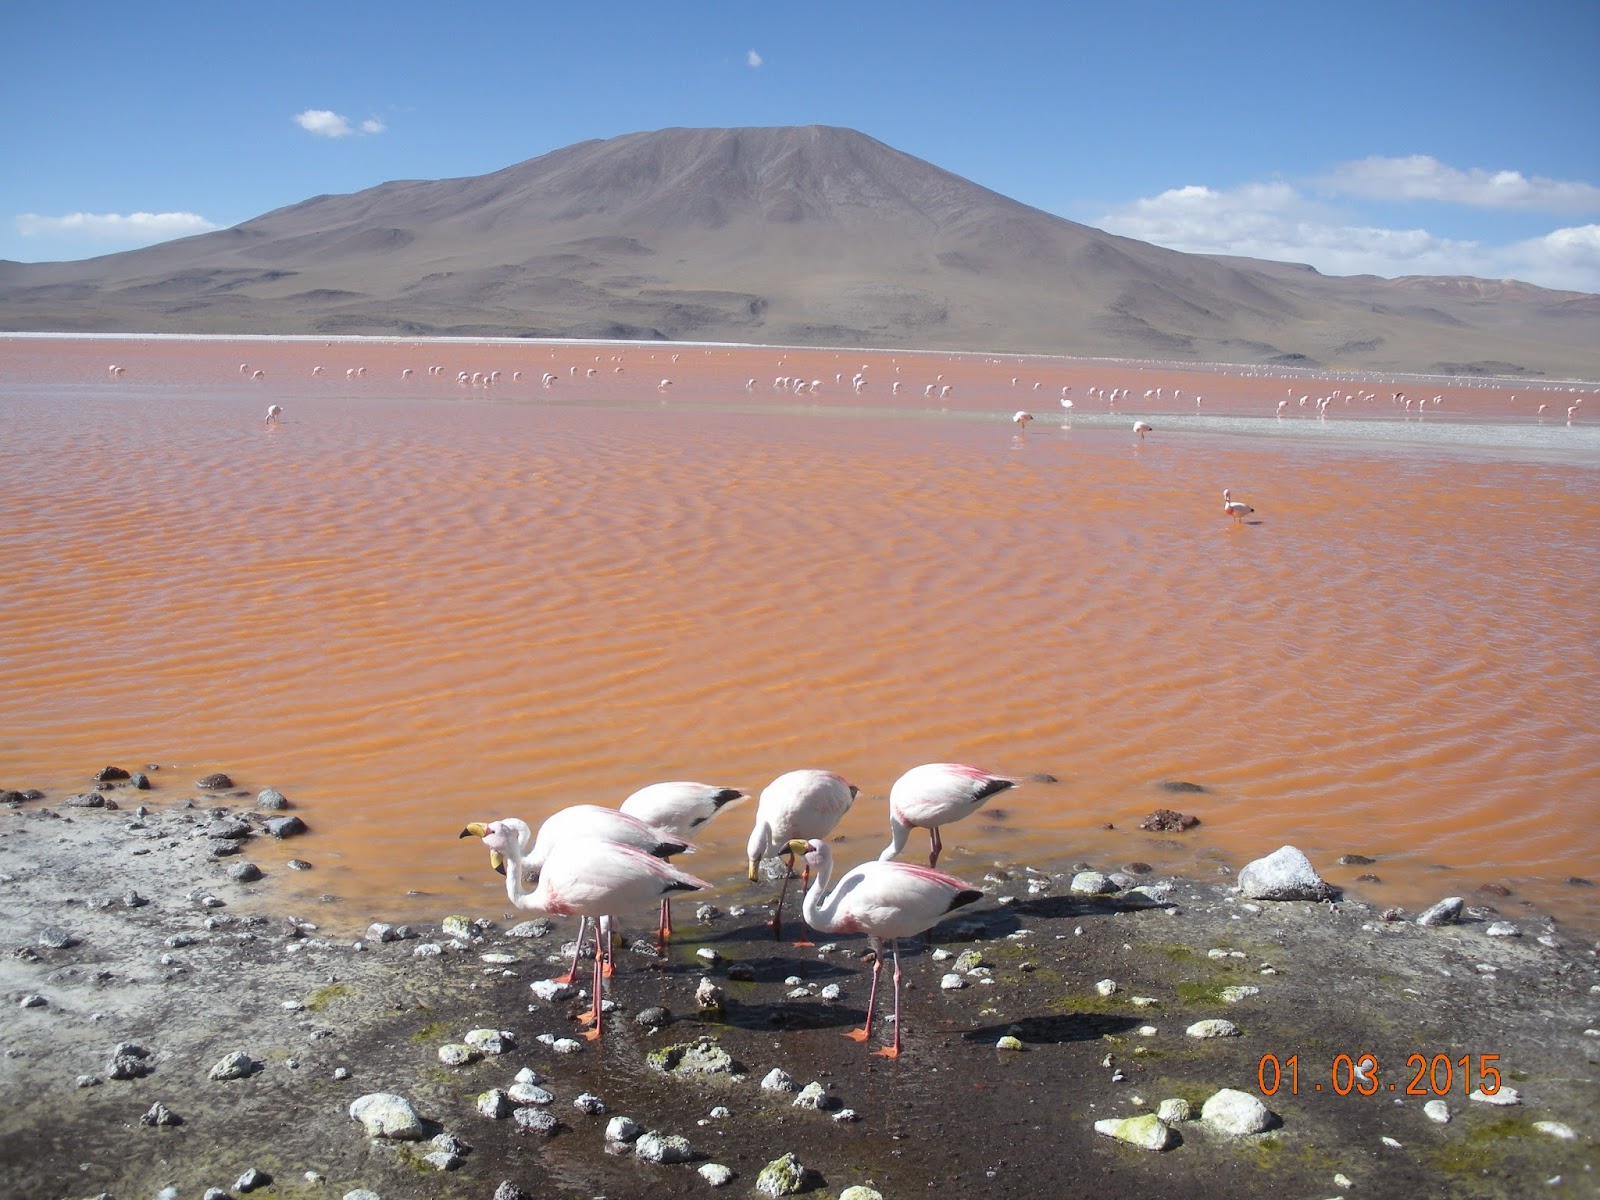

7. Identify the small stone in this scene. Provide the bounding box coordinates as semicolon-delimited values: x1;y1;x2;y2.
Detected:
1237;845;1333;901
349;1091;426;1139
234;1168;271;1192
761;1068;797;1093
441;914;473;938
1424;1099;1451;1124
941;973;965;990
19;994;47;1009
833;1108;860;1123
228;862;263;882
1219;985;1260;1003
208;1051;257;1080
699;1163;735;1187
478;1088;512;1118
996;1035;1024;1051
1093;1113;1177;1150
605;1115;643;1143
286;859;313;870
256;788;290;809
1338;853;1376;865
1070;871;1115;895
1485;922;1521;937
507;918;552;938
507;1082;553;1105
635;1005;670;1028
65;792;106;807
1186;1019;1240;1039
463;1028;513;1054
529;978;575;1002
756;1151;814;1196
38;926;78;949
635;1131;694;1163
140;1102;182;1126
573;1092;606;1114
95;765;131;782
1141;807;1200;830
492;1184;534;1200
953;949;984;972
437;1044;479;1067
130;772;150;789
422;1151;462;1171
1095;979;1118;997
511;1107;559;1135
265;815;307;838
1416;897;1464;927
695;976;725;1012
196;772;234;788
1533;1120;1576;1139
792;1081;836;1111
1468;1086;1520;1106
1201;1087;1276;1135
1157;1098;1191;1123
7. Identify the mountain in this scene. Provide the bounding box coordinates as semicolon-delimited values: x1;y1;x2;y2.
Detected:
3;126;1597;377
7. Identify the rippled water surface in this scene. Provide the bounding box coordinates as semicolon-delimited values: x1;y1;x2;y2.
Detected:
3;336;1597;936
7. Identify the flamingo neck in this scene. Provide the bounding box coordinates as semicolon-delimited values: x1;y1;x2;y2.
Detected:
498;838;542;911
799;843;847;933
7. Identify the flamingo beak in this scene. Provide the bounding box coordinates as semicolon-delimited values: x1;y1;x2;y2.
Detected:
459;822;488;839
747;858;761;882
784;839;812;857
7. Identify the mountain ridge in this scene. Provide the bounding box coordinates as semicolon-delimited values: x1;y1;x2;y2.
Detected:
3;125;1596;378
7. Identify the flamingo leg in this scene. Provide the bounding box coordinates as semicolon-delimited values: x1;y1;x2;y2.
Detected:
929;826;943;868
844;946;883;1044
600;915;615;979
790;859;816;947
873;940;904;1059
556;916;589;986
582;937;604;1041
771;851;795;939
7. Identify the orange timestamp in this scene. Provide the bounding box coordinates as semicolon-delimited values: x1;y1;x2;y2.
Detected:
1256;1052;1502;1098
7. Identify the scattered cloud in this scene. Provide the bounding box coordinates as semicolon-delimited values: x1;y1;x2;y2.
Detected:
1098;167;1600;293
15;211;221;241
1319;155;1600;214
746;49;763;68
293;109;386;138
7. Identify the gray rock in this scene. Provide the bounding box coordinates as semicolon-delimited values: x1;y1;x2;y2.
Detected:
646;1036;741;1077
121;889;149;908
38;926;78;949
1093;1113;1176;1150
492;1184;534;1200
1469;1086;1520;1106
756;1152;814;1196
635;1131;694;1163
108;1044;153;1080
344;1191;383;1200
529;979;575;1002
1424;1099;1451;1123
699;1162;735;1186
477;1089;512;1118
507;1082;552;1106
1185;1019;1240;1039
256;788;290;809
1237;845;1334;901
422;1151;462;1171
208;1051;256;1080
140;1102;181;1126
839;1188;884;1200
953;949;984;972
349;1092;426;1140
760;1068;797;1094
792;1082;837;1111
196;772;234;788
227;862;263;882
573;1092;606;1114
463;1028;513;1054
1534;1120;1576;1139
1485;921;1521;937
605;1115;643;1143
511;1107;559;1136
1201;1087;1276;1135
234;1168;271;1192
65;792;106;808
130;772;151;790
1157;1098;1192;1123
1070;871;1116;895
19;994;47;1008
365;922;397;943
635;1005;670;1028
265;815;307;839
506;918;552;938
437;1044;479;1067
1416;896;1465;926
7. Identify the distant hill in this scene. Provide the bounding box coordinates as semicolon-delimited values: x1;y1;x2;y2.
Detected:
3;125;1597;378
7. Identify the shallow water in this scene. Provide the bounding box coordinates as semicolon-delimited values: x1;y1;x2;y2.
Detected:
3;336;1597;937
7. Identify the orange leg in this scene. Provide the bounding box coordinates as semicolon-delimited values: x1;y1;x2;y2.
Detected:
582;942;604;1041
928;826;943;868
872;940;904;1059
770;851;794;939
844;947;882;1044
556;916;589;986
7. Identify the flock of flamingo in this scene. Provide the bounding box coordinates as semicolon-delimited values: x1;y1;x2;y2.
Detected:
459;762;1014;1059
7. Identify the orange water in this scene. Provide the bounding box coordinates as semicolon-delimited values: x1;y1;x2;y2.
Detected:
3;336;1597;937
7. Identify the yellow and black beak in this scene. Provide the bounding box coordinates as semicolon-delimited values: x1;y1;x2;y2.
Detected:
457;822;505;875
784;839;811;857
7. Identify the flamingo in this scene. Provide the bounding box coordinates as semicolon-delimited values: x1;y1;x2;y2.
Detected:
747;769;857;939
474;822;710;1040
1012;411;1033;427
1134;421;1153;441
265;404;283;428
620;782;746;943
461;807;691;981
788;837;982;1058
1222;489;1254;523
880;763;1017;867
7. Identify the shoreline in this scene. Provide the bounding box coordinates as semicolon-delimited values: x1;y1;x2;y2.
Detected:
3;790;1595;1199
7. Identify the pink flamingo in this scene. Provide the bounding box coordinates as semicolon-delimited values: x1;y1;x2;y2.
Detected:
1134;421;1153;440
880;763;1017;867
789;837;982;1058
1013;411;1034;427
265;404;283;427
620;782;746;943
1222;489;1254;523
747;769;857;940
474;822;710;1040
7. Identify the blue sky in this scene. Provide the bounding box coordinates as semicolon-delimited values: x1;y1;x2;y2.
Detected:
3;1;1597;291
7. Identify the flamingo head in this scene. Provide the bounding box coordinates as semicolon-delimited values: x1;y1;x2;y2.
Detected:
457;821;507;875
784;838;825;870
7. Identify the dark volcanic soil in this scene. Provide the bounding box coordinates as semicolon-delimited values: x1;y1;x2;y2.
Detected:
1;792;1596;1200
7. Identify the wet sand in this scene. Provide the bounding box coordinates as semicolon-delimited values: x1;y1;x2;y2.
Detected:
2;335;1599;942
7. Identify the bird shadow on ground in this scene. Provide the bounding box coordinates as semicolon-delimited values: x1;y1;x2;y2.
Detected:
960;1011;1146;1045
714;1000;866;1033
1004;894;1166;921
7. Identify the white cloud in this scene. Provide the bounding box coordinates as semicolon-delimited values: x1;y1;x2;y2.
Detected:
746;49;763;67
1320;155;1600;213
294;109;386;138
15;211;221;240
1098;179;1600;293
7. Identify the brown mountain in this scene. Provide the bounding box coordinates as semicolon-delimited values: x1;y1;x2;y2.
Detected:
3;125;1597;377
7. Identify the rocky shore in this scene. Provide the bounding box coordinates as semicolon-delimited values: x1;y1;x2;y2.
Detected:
2;782;1596;1200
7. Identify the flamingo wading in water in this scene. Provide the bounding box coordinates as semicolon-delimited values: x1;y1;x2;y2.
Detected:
788;837;982;1058
747;769;857;939
880;763;1017;867
472;822;710;1040
1222;489;1254;523
620;781;746;944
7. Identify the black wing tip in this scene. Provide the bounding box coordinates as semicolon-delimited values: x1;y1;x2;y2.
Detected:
654;840;692;859
712;788;744;808
665;879;704;895
948;888;984;913
976;778;1018;802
